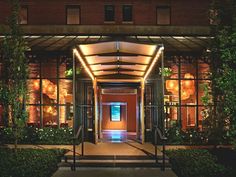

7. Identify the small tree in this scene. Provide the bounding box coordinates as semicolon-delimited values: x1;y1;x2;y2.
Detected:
0;0;28;150
209;0;236;145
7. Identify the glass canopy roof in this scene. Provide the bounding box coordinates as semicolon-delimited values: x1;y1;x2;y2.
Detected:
74;41;164;80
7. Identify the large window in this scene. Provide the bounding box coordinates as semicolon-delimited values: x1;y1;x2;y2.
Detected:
66;6;80;24
27;57;74;128
163;57;211;130
104;5;115;22
122;5;133;22
19;6;28;24
156;6;170;25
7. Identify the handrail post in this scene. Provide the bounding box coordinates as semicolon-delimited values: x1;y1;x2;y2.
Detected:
154;128;158;164
162;139;166;171
72;49;76;171
82;123;84;156
72;138;76;171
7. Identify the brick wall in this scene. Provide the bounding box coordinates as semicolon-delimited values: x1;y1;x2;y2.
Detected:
0;0;210;25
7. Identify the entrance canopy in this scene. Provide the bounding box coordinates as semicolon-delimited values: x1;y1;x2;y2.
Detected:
73;41;164;82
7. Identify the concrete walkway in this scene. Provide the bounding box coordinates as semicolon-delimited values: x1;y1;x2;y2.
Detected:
65;142;162;156
52;168;178;177
6;142;163;156
5;143;233;152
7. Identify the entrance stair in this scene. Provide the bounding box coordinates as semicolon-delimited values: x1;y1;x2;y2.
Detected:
58;154;170;169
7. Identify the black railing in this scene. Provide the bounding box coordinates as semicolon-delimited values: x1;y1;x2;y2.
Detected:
72;125;82;171
154;125;167;171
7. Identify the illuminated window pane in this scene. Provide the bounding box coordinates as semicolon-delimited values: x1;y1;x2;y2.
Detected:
67;6;80;24
27;105;40;126
180;59;197;105
42;79;57;104
59;79;72;99
28;79;40;104
111;105;121;121
43;105;57;127
59;105;73;128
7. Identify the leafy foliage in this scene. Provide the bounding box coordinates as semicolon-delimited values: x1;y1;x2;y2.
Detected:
0;0;29;149
159;67;173;77
167;149;226;177
65;67;81;77
209;148;236;177
210;0;236;145
0;127;74;145
0;148;65;177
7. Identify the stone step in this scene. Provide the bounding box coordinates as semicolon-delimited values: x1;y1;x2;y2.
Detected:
62;159;157;163
61;158;169;164
62;155;169;161
58;154;171;170
53;168;178;177
58;161;171;169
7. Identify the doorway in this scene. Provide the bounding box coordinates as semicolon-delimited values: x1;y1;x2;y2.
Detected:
99;88;138;142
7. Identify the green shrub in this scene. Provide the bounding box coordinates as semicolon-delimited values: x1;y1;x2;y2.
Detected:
182;128;208;145
0;148;65;177
209;148;236;177
37;127;73;144
167;149;226;177
0;127;73;145
166;123;185;145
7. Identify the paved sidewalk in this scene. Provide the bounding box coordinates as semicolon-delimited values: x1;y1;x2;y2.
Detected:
52;168;177;177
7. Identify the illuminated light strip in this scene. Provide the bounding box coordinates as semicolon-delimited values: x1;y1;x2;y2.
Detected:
73;48;95;81
143;46;164;81
97;79;142;83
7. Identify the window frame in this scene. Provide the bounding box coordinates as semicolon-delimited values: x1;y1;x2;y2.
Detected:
66;5;81;25
156;6;171;25
122;5;133;22
104;5;115;22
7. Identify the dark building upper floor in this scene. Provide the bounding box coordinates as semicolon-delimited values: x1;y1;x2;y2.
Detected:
0;0;211;26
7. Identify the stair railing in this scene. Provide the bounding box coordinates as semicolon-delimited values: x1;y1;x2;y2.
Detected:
72;125;82;171
154;125;167;171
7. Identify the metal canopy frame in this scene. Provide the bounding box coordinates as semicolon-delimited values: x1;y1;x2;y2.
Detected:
73;41;164;81
0;35;212;52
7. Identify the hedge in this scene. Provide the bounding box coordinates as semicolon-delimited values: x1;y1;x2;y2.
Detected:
167;149;226;177
0;148;65;177
0;127;74;144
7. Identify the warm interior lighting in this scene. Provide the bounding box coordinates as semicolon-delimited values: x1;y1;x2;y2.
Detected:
73;48;95;81
143;46;164;80
166;73;195;100
31;79;68;124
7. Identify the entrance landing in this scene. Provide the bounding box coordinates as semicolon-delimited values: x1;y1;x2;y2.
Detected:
66;142;163;156
52;168;177;177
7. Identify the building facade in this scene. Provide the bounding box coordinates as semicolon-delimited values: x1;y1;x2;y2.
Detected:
0;0;212;143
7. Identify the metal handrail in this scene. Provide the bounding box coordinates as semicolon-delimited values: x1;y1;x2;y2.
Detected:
154;125;167;171
72;125;82;171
